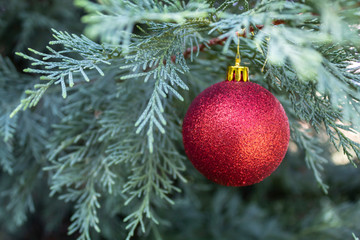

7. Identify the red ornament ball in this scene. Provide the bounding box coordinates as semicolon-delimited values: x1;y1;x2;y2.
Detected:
182;81;290;186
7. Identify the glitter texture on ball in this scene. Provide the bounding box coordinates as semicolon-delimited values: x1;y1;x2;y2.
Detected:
182;81;290;186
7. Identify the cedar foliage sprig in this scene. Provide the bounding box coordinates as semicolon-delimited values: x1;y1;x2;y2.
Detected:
10;29;114;117
120;21;207;152
0;55;54;227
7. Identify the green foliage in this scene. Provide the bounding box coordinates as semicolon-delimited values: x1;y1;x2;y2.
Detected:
120;21;209;151
157;164;360;240
296;200;360;240
76;0;214;48
98;80;187;240
0;0;82;54
0;57;18;174
354;233;359;240
291;125;330;193
0;55;55;229
2;0;360;240
10;29;114;117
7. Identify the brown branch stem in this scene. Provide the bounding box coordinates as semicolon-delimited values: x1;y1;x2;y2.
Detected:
180;20;286;61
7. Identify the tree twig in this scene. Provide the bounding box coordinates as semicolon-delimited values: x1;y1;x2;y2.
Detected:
181;20;286;60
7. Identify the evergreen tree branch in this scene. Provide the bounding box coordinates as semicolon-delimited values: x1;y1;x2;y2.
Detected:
121;129;186;240
75;0;214;48
1;164;39;225
265;62;359;189
43;81;123;240
291;126;329;193
98;84;186;239
66;180;101;240
0;56;33;174
121;22;208;152
4;1;360;239
10;29;113;118
0;112;18;174
0;141;14;174
181;19;285;60
294;200;360;239
0;98;49;228
44;77;187;239
353;233;359;240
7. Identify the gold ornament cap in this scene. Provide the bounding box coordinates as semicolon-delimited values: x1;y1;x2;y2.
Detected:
227;37;249;82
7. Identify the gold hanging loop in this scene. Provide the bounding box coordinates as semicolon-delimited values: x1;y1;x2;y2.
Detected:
235;35;241;66
227;33;249;82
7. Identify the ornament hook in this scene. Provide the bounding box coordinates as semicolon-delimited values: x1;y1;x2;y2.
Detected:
227;34;249;82
235;36;241;66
